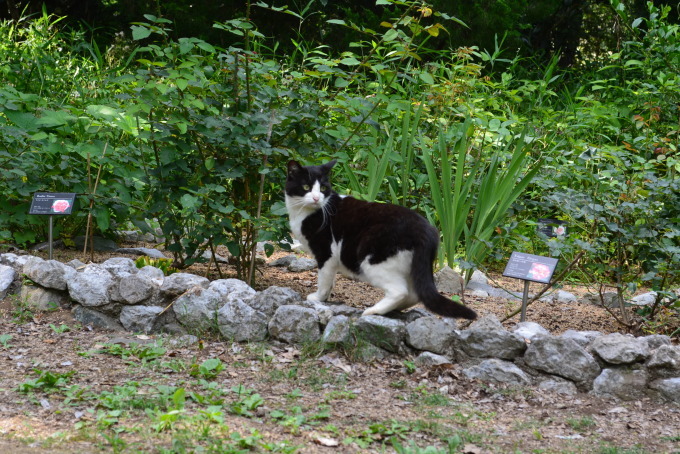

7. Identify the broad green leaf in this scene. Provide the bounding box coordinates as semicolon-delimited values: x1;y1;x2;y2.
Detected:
131;25;152;41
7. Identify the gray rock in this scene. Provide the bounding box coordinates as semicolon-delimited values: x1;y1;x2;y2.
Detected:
268;305;321;344
415;352;452;368
74;235;118;251
581;292;621;308
592;368;648;400
120;305;163;334
640;334;671;351
116;247;167;259
67;264;116;307
20;285;68;311
469;289;489;298
629;292;657;306
590;333;649;364
288;257;317;272
469;270;489;286
512;321;550;341
649;378;680;403
65;259;86;269
524;336;601;385
560;330;603;347
137;266;165;286
268;255;297;267
327;304;363;318
322;315;352;344
101;257;138;277
0;264;16;298
405;316;459;355
118;273;157;305
72;305;124;331
300;300;334;325
173;286;224;331
463;358;532;386
434;266;464;294
249;286;302;317
217;299;268;342
0;253;31;273
354;315;407;353
209;279;256;301
646;345;680;370
24;257;76;291
458;315;526;360
538;377;578;396
160;273;210;297
166;334;199;347
556;290;578;304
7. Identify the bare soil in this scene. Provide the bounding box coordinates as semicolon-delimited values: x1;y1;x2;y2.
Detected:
0;244;678;453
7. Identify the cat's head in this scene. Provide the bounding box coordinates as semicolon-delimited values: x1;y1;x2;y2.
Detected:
285;160;336;210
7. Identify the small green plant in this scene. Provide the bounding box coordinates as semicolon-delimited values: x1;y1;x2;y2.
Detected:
0;334;12;348
134;256;177;276
18;369;76;394
189;358;224;379
566;416;596;432
403;360;417;374
229;384;264;417
50;323;70;333
11;298;34;324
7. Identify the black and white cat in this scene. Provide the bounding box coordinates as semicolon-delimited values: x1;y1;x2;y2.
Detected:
285;159;477;319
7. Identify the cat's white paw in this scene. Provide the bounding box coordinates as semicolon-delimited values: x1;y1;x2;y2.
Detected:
361;307;381;316
307;292;325;303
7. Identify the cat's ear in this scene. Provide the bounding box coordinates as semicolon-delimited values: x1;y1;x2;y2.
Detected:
287;160;303;177
321;159;337;173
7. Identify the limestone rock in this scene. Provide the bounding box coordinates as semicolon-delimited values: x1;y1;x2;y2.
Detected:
559;330;603;348
120;305;163;334
405;316;459;356
463;358;532;386
0;264;16;298
646;345;680;371
512;321;550;341
649;378;680;403
524;336;601;385
20;285;68;311
268;255;297;267
268;305;321;344
640;334;671;351
415;352;452;368
118;273;157;305
24;257;75;291
173;286;224;331
538;377;578;396
434;266;464;294
592;368;648;400
590;333;649;364
72;305;124;331
458;315;526;360
629;292;657;306
218;299;268;342
101;257;138;277
160;273;210;297
67;264;116;307
249;286;301;317
322;315;352;344
354;315;406;353
288;257;317;272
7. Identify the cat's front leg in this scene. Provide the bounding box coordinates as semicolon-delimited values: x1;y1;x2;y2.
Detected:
307;258;337;302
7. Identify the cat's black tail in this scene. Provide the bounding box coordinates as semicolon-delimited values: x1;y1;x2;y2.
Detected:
411;227;477;320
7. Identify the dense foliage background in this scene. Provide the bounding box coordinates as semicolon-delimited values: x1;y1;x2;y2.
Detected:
0;0;678;334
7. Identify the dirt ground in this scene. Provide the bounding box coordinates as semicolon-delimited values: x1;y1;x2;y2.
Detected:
0;244;678;453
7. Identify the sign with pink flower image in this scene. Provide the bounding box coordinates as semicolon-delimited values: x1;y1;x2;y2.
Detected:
503;251;558;284
29;192;77;215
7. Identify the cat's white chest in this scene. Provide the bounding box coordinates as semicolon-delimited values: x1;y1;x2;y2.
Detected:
285;195;313;252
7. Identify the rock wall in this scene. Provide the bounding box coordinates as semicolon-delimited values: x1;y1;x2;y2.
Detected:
0;252;678;404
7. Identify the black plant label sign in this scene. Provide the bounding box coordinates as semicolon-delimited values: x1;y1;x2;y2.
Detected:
29;192;77;215
503;252;558;284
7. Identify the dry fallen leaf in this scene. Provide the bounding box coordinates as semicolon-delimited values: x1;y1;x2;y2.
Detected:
315;436;339;447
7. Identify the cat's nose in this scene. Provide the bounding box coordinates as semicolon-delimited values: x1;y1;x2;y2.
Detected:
312;195;320;202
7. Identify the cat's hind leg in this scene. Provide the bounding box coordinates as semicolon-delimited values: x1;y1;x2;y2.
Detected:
360;251;415;316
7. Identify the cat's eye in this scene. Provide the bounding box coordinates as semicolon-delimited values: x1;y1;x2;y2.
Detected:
320;186;327;191
302;184;310;191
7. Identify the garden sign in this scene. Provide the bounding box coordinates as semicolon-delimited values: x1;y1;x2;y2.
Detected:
503;251;558;322
29;192;77;259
